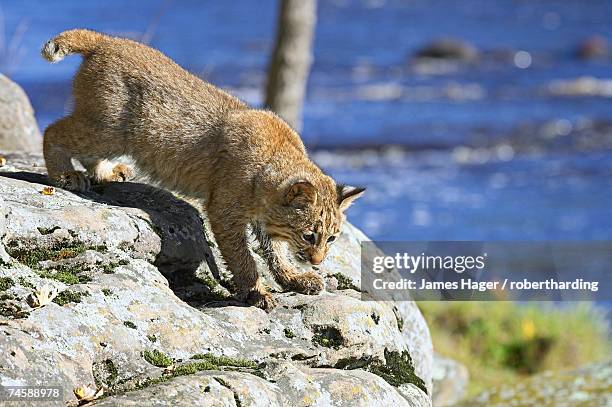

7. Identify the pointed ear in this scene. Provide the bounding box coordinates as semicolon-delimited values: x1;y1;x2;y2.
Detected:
337;184;365;211
285;181;317;207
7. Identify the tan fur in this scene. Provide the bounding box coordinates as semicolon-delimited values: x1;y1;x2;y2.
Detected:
41;29;364;310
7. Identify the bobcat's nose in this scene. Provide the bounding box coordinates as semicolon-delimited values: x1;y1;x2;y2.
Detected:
310;255;323;265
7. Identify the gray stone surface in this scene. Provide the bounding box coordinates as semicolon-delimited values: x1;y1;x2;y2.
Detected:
0;153;432;406
432;354;469;407
460;360;612;407
0;74;42;153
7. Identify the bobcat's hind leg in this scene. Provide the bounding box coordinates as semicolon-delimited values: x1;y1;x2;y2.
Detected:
44;117;91;192
80;158;134;184
44;116;126;192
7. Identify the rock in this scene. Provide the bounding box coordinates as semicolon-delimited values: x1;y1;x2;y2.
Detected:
414;38;479;61
0;153;432;406
460;360;612;407
0;74;42;153
577;35;609;59
547;76;612;97
432;354;469;407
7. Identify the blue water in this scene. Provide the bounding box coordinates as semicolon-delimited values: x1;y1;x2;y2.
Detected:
1;0;612;242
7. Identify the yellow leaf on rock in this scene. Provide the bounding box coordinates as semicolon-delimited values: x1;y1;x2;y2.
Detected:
41;186;56;196
73;385;103;402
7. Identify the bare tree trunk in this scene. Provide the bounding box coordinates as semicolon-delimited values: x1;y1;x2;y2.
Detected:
265;0;316;132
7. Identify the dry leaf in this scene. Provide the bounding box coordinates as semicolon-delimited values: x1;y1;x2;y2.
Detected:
27;285;58;308
73;385;103;403
41;186;56;196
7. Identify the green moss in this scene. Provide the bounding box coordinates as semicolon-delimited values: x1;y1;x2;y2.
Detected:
333;349;427;394
37;226;60;235
0;258;10;267
123;321;137;329
391;306;404;331
190;353;258;369
147;334;157;342
312;326;343;349
0;277;14;291
102;288;113;296
331;272;359;291
101;352;261;398
194;274;231;301
284;328;296;339
53;290;89;306
335;356;373;370
0;300;30;319
118;241;135;251
173;360;217;375
38;264;91;285
367;349;427;394
0;297;29;319
101;259;128;274
7;240;88;268
17;277;35;289
102;264;116;274
104;359;119;383
214;377;242;407
198;275;219;290
93;245;108;253
143;349;173;368
371;313;380;324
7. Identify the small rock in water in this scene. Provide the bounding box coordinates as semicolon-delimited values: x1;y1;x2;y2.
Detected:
414;38;479;61
577;35;609;59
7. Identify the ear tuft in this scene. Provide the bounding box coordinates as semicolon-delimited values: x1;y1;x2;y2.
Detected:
285;181;317;207
337;184;365;211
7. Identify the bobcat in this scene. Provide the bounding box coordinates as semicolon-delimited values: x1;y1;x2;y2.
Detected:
41;29;364;310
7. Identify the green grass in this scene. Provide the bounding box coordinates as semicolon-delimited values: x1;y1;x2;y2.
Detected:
419;301;611;397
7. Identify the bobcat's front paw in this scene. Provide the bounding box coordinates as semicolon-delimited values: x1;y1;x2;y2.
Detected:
246;289;277;311
289;271;325;295
56;171;91;192
109;163;134;182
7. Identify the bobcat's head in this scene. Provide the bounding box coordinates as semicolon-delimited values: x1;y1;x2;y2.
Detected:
265;178;365;266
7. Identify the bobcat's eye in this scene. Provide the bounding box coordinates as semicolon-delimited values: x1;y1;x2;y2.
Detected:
327;235;337;243
302;232;316;244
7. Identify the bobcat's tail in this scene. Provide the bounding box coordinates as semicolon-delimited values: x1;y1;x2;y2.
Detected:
41;29;107;63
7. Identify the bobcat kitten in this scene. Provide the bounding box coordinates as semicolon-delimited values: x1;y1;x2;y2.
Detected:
41;29;364;310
